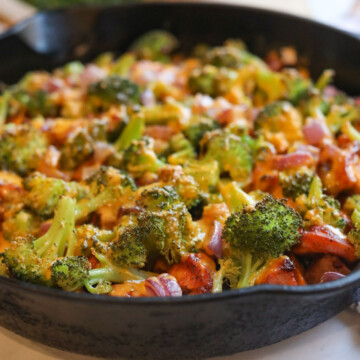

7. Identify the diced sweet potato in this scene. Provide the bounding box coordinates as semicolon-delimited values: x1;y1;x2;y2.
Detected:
255;255;306;286
318;143;360;195
110;281;147;297
305;255;351;284
293;225;357;263
169;253;215;295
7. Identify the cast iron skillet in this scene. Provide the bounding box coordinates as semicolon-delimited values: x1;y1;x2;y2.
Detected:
0;3;360;359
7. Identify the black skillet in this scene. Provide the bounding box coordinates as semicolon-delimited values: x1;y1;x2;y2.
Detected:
0;3;360;359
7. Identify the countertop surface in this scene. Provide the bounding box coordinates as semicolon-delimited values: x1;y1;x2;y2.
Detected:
0;0;360;359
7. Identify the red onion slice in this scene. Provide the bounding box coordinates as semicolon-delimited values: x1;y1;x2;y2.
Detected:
205;220;223;259
39;221;52;236
80;64;106;86
323;85;339;99
145;277;167;297
273;151;313;170
303;121;328;145
145;274;182;297
93;142;115;164
140;89;156;107
158;274;182;297
320;272;346;283
43;78;65;93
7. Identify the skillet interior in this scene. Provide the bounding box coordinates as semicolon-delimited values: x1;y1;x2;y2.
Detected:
0;3;360;359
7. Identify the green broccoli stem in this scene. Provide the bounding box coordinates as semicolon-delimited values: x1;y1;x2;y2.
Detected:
342;121;360;143
114;116;144;151
352;209;360;229
315;69;334;91
0;262;8;277
140;103;184;125
87;266;149;285
0;91;10;131
168;148;195;165
150;158;166;172
212;260;228;293
75;187;118;220
34;196;76;258
84;252;154;293
111;53;136;76
220;181;256;212
308;175;323;203
236;253;263;288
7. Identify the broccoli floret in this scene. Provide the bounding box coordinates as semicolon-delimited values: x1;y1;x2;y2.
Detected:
218;195;302;289
136;185;179;211
200;130;254;184
2;196;78;286
109;225;147;268
88;75;140;109
2;237;53;286
297;89;330;119
0;262;8;277
122;137;165;178
0;124;48;175
279;169;314;200
254;101;302;151
347;206;360;259
188;65;238;97
183;160;220;193
295;176;347;231
134;185;200;264
84;252;153;295
219;181;256;213
138;205;199;265
24;172;88;217
140;101;189;128
1;210;42;241
85;166;136;194
204;45;245;69
326;104;360;135
202;40;264;69
157;165;202;210
348;229;360;259
11;89;57;118
183;116;220;150
129;30;178;61
63;61;84;76
51;256;91;291
59;129;95;170
255;70;285;103
281;69;312;105
76;166;136;220
343;196;360;259
167;133;196;165
344;195;360;214
75;224;115;257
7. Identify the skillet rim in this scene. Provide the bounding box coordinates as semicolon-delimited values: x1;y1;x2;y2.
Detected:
0;269;360;304
1;1;360;42
0;1;360;304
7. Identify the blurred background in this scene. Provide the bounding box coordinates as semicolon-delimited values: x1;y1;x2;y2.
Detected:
0;0;360;35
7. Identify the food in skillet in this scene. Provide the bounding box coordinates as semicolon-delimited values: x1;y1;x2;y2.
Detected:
0;31;359;297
